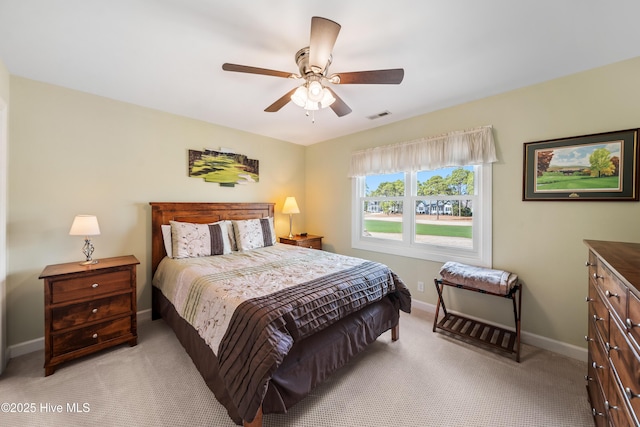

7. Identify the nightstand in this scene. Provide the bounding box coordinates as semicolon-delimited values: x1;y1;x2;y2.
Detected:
39;255;139;376
279;234;323;250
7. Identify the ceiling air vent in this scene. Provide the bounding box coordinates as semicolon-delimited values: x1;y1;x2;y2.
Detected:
366;110;392;120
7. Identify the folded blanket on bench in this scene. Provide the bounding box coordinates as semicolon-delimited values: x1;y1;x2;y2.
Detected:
439;261;518;296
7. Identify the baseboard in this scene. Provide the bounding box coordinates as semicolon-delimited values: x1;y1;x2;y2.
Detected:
7;305;587;362
7;309;154;360
411;299;587;362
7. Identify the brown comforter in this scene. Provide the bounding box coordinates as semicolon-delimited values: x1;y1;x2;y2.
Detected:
217;261;411;422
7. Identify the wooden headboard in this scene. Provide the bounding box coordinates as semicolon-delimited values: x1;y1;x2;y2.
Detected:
149;202;275;275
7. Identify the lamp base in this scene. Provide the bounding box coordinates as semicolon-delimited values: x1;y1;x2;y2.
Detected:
80;259;98;266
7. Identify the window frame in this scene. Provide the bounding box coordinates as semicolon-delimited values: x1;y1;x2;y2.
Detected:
351;164;493;267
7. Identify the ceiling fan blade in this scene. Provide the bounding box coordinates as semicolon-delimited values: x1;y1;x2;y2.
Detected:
326;87;352;117
264;87;298;112
222;63;294;79
332;68;405;84
309;17;341;72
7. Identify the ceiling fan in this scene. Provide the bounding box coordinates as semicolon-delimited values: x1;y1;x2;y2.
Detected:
222;16;404;118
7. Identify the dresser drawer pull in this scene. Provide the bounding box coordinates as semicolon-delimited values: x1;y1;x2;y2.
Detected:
605;342;620;353
593;314;604;322
592;361;604;370
92;308;98;314
92;333;98;339
625;387;640;400
584;335;593;342
585;297;594;303
585;261;595;267
584;375;594;382
605;290;618;298
605;401;619;411
592;408;605;417
593;273;604;280
626;318;640;329
91;283;99;288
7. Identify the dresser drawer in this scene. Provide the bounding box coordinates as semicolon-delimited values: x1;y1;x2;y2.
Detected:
609;320;640;423
51;293;132;331
608;368;637;427
590;287;610;343
50;270;132;304
587;377;608;426
589;336;609;391
600;264;629;323
628;292;640;351
52;316;132;356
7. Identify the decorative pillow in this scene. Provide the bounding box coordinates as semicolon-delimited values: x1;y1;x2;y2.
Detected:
161;224;173;258
170;221;232;258
233;217;276;251
218;220;238;252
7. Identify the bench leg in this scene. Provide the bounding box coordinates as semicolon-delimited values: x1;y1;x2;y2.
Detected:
432;279;448;332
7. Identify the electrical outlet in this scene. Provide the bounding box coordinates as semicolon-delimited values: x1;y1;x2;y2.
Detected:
417;281;424;292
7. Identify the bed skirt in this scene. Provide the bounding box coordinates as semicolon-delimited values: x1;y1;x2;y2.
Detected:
152;286;400;425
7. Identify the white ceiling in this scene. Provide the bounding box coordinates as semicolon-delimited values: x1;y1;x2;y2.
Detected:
1;0;640;146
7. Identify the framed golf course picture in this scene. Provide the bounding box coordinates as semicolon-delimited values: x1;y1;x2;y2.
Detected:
523;128;639;201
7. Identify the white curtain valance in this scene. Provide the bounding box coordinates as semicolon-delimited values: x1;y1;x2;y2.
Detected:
348;125;497;177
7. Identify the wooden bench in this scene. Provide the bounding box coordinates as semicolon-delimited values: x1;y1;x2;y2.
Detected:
432;263;522;362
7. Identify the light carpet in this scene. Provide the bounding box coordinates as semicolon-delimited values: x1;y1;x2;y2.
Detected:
0;310;593;426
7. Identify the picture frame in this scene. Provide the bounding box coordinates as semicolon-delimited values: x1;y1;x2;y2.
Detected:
523;128;639;201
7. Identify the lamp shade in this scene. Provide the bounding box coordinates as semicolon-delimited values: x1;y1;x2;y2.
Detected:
282;197;300;214
69;215;101;236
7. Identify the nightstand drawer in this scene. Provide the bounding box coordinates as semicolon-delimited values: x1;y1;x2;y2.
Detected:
279;235;323;250
51;270;131;303
52;316;132;356
51;293;132;331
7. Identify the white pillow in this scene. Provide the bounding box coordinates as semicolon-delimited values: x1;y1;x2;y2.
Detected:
233;218;276;251
161;224;173;258
170;221;232;258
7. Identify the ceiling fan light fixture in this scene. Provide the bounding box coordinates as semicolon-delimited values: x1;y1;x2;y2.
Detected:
291;82;335;111
307;80;324;102
319;87;335;108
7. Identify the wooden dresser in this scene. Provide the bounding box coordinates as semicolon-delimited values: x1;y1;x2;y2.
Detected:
279;234;323;250
40;255;139;376
584;240;640;426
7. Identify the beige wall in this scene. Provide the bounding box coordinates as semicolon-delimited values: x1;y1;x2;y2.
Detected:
6;77;305;346
305;57;640;348
6;57;640;353
0;59;9;371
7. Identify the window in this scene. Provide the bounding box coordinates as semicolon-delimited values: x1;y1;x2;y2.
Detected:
352;165;492;265
348;126;495;267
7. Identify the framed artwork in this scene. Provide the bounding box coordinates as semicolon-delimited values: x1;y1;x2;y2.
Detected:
188;149;259;187
523;128;639;201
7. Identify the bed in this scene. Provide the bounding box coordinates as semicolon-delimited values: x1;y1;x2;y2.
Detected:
150;202;411;427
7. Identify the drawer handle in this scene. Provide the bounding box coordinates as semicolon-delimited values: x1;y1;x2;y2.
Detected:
584;335;593;342
91;283;99;288
593;273;604;280
605;342;620;353
585;261;595;267
92;333;98;339
585;297;594;303
593;314;604;322
592;408;605;417
592;361;604;370
92;308;98;314
605;290;618;299
625;387;640;400
584;375;594;382
626;318;640;329
605;401;619;411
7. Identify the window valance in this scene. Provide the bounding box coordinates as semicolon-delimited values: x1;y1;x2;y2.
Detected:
348;125;497;177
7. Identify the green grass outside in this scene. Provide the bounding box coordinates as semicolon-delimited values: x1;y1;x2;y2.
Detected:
364;220;472;238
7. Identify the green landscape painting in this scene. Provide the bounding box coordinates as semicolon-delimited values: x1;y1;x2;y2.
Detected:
535;141;622;193
188;149;259;187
